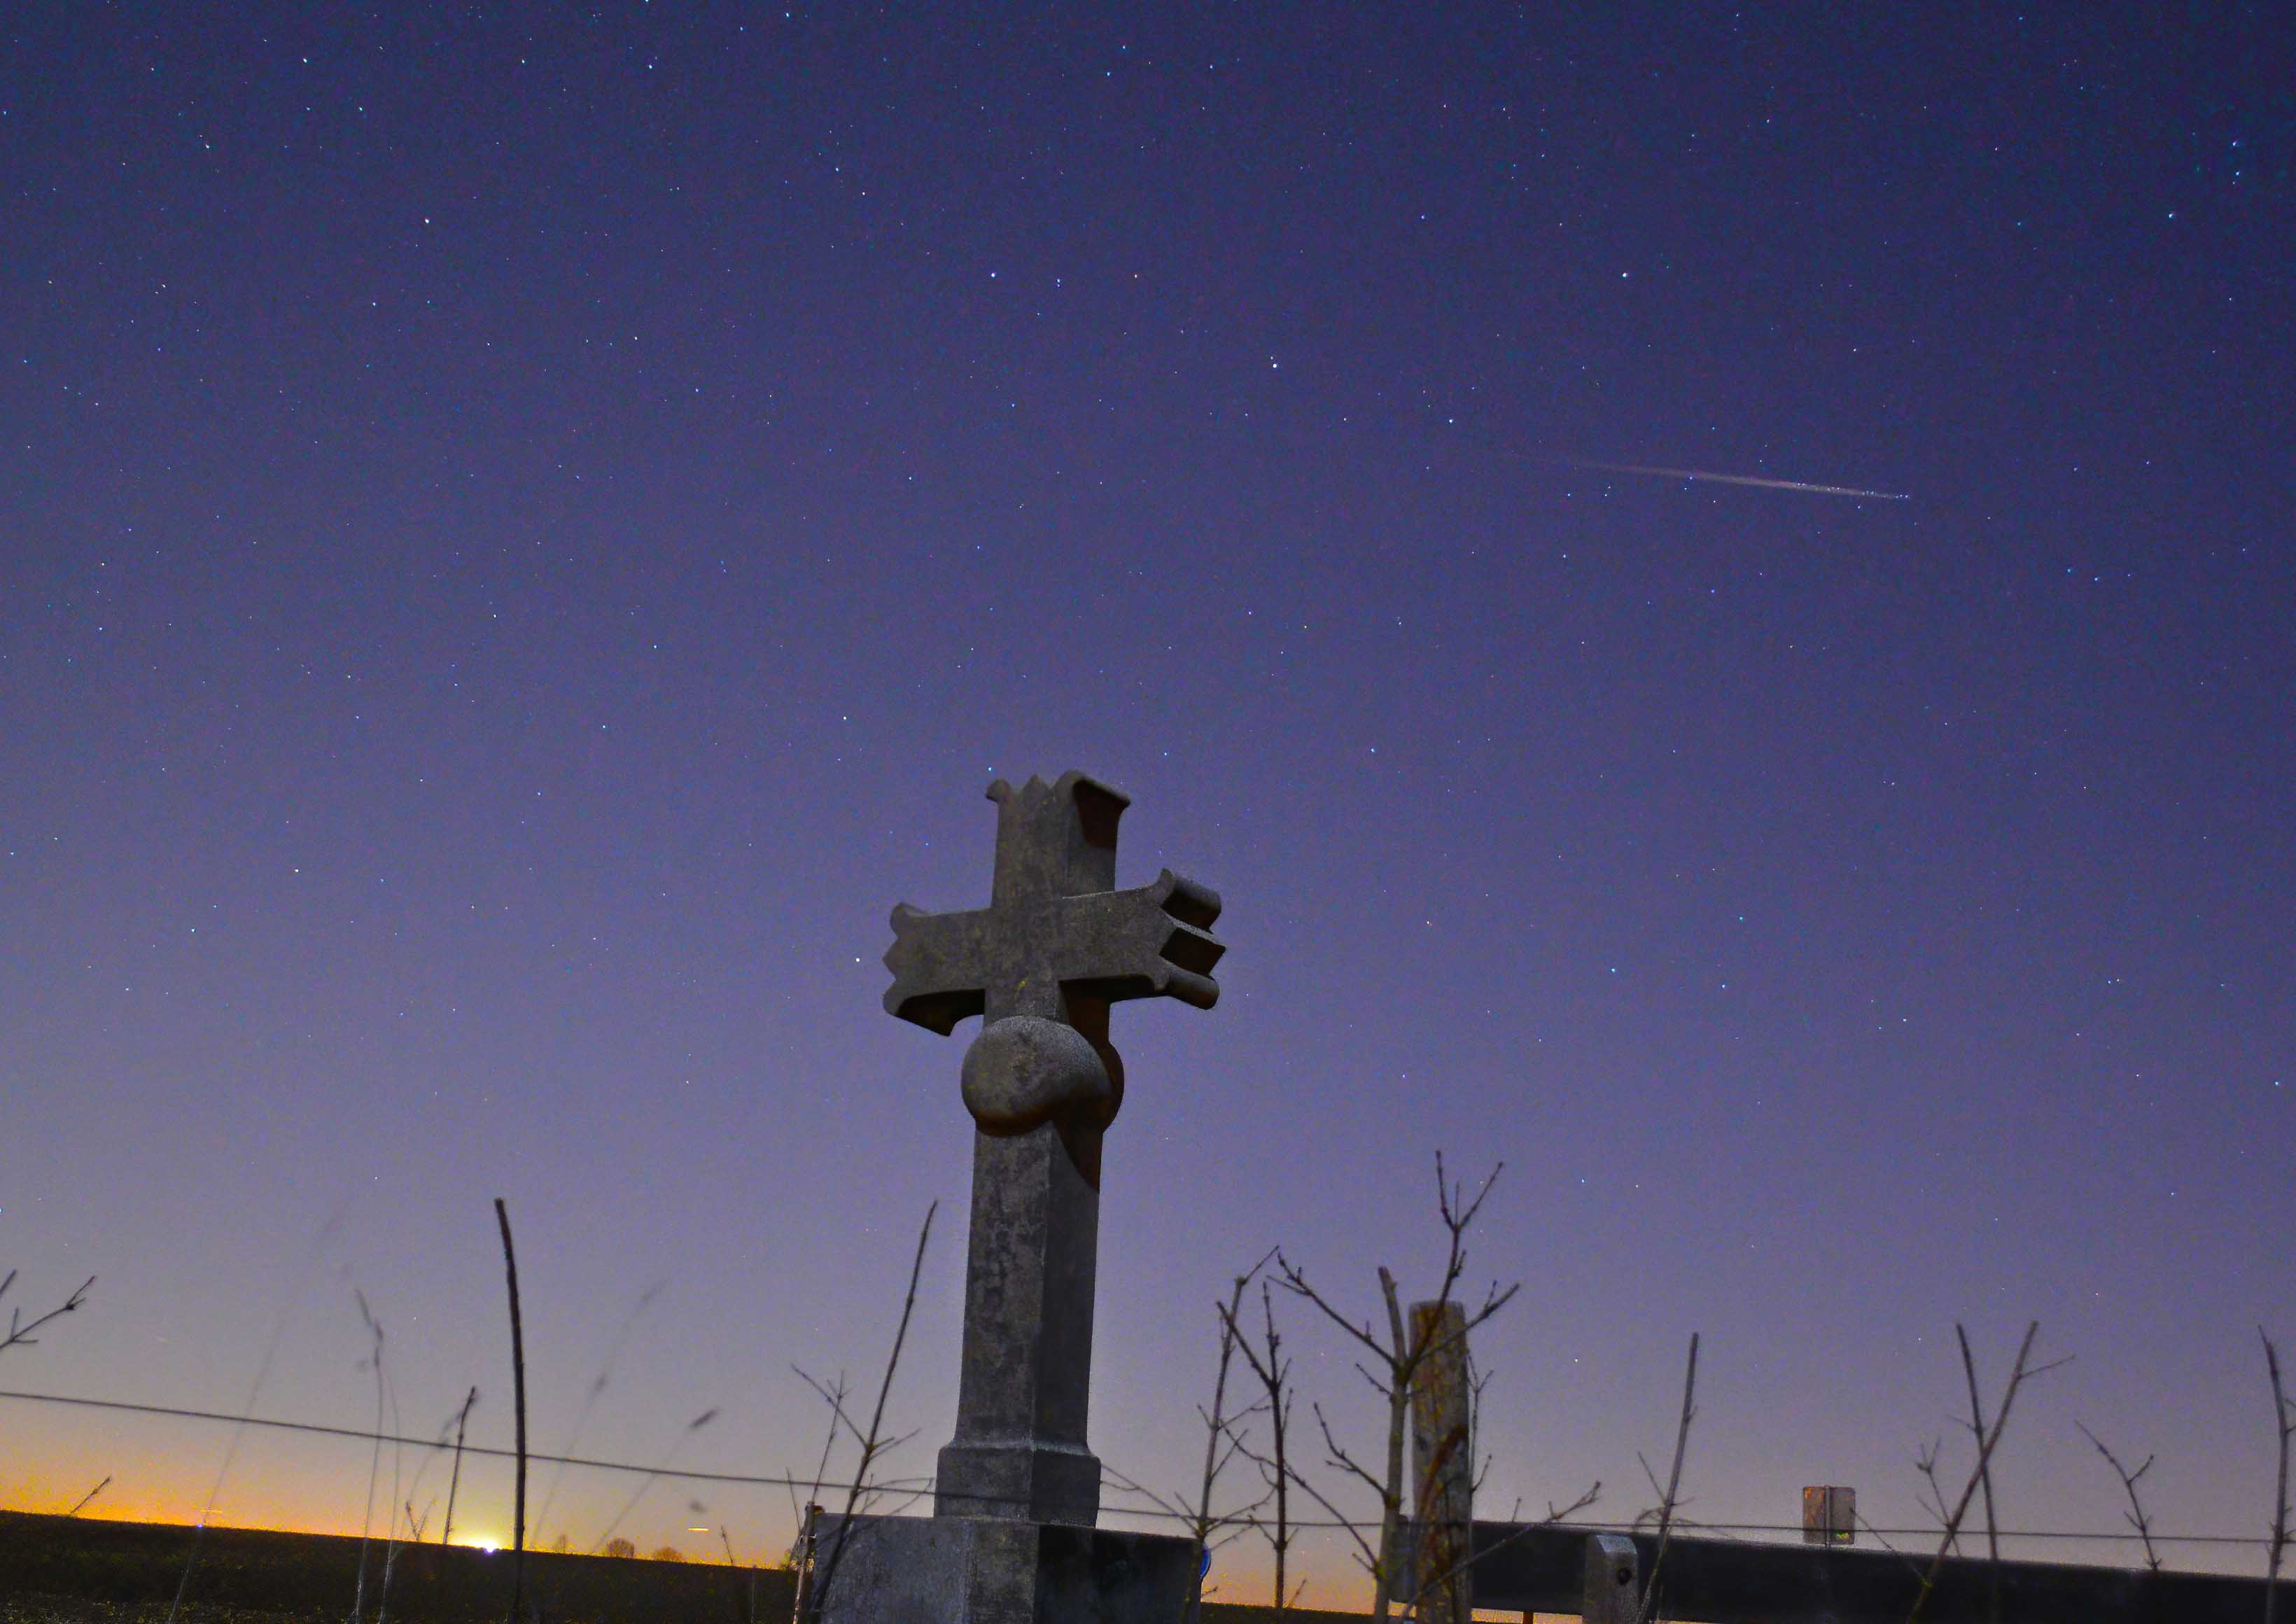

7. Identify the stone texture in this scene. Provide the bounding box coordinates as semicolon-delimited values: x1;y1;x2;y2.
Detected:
881;772;1225;1527
808;1514;1200;1624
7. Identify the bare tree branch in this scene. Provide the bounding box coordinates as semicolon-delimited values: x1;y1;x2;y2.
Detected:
1958;1326;2003;1624
1222;1279;1298;1614
1914;1435;1956;1539
792;1368;872;1455
1905;1322;2063;1624
1634;1331;1700;1624
0;1270;95;1355
2074;1422;2162;1573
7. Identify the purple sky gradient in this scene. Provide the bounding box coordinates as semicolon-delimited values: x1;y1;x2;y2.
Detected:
4;3;2292;1604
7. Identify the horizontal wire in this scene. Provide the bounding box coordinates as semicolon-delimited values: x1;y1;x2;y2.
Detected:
4;1387;2277;1549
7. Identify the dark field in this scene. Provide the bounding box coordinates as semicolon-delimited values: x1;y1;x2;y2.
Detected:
0;1513;1358;1623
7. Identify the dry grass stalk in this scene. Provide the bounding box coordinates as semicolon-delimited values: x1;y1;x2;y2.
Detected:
804;1200;937;1623
350;1292;396;1624
592;1408;723;1555
532;1279;667;1550
440;1387;479;1548
493;1198;530;1624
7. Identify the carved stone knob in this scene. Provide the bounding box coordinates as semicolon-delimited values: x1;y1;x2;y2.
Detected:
960;1015;1114;1134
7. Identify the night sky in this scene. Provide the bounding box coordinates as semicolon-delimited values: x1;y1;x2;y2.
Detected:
5;2;2292;1605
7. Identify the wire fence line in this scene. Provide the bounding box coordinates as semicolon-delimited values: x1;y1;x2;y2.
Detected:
4;1385;2281;1552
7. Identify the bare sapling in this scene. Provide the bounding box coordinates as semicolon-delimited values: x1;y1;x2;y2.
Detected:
1135;1258;1272;1622
1274;1153;1520;1618
1187;1267;1272;1619
804;1200;937;1624
1632;1331;1700;1624
2265;1329;2293;1624
1223;1280;1303;1614
1905;1322;2066;1624
2073;1422;2161;1572
0;1270;94;1355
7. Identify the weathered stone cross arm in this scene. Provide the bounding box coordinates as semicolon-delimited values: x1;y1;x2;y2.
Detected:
882;867;1222;1034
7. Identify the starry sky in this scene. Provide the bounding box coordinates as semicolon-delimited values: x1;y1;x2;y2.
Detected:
4;1;2292;1606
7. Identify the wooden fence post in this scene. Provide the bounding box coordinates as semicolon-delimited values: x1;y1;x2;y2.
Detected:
1408;1299;1474;1624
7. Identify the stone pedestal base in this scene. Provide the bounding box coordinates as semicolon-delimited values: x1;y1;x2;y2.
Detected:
808;1515;1197;1624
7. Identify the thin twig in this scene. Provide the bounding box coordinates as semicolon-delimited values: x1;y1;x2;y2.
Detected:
1914;1436;1956;1539
0;1271;95;1355
2074;1422;2162;1572
806;1202;937;1623
788;1368;851;1548
66;1475;111;1517
1958;1326;2002;1624
1634;1331;1700;1624
1854;1509;1930;1580
352;1293;386;1624
2265;1329;2292;1624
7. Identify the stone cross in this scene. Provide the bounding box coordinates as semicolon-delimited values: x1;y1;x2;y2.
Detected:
883;771;1224;1527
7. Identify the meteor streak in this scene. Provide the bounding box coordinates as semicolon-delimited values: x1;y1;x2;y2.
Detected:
1564;456;1910;501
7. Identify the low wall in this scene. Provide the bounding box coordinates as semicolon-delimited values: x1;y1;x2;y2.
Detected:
0;1511;1359;1623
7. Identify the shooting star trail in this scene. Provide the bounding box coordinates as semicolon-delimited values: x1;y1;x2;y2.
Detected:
1564;457;1910;501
